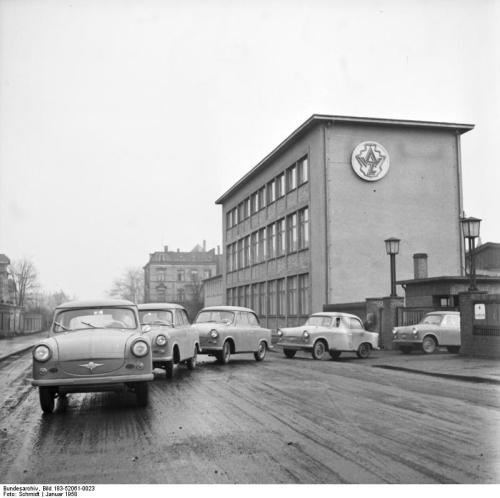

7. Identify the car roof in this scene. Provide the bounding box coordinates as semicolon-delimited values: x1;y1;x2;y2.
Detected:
200;305;256;313
425;311;460;315
310;312;362;319
56;299;136;309
138;303;187;311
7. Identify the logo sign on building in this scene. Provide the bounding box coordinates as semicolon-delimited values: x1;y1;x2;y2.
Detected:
351;141;390;182
474;303;486;320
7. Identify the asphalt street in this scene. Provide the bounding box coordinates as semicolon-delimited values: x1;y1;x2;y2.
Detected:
0;348;499;484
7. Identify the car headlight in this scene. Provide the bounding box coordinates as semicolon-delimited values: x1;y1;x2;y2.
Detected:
303;330;310;341
277;329;283;337
412;328;418;336
156;334;167;346
33;345;51;362
209;329;219;339
131;340;149;357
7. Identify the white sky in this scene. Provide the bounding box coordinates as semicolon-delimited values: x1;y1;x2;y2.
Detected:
0;0;499;299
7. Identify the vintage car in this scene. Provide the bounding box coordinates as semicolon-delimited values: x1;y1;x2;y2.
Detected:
276;312;379;360
392;311;461;354
31;299;154;413
138;303;200;378
192;306;272;364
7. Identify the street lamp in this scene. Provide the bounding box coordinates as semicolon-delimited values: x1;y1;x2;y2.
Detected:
384;237;401;297
461;216;481;291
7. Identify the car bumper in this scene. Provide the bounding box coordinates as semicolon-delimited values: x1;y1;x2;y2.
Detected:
32;372;154;387
393;339;422;347
277;341;313;351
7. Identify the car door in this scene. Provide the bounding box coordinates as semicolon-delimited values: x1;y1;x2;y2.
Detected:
174;309;189;360
348;317;366;350
247;312;262;351
439;314;460;346
235;312;252;352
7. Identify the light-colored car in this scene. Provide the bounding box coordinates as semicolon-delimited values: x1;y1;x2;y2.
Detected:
276;312;379;360
192;306;272;364
392;311;461;354
138;303;200;378
31;299;154;413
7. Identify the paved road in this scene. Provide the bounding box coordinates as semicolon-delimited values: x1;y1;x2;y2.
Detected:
0;349;499;484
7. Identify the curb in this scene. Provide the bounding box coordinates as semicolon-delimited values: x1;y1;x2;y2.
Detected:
0;344;35;362
372;364;500;386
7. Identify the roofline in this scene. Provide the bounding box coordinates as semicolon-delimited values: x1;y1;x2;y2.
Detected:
215;114;475;205
397;275;500;285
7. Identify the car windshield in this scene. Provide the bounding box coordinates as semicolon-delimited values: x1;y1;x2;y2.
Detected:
196;310;235;324
305;316;333;327
53;307;137;332
139;310;173;326
420;314;444;326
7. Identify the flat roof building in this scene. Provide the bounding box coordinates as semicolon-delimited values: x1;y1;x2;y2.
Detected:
216;114;473;329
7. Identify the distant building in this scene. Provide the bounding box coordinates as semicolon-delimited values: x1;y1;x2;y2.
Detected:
215;114;473;330
0;254;13;304
467;242;500;276
143;242;222;317
203;274;224;307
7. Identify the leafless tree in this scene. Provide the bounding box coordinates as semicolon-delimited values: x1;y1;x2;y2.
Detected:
108;267;144;304
9;258;39;308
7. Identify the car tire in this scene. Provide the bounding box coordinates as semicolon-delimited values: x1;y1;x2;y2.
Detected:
254;341;267;362
356;342;371;359
135;382;148;407
312;340;326;360
39;387;55;414
186;347;198;370
447;346;460;354
283;349;296;359
422;336;437;354
329;350;341;360
216;341;231;364
165;360;174;379
400;346;412;354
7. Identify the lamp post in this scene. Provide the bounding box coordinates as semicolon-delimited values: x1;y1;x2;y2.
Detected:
461;216;481;291
384;237;401;297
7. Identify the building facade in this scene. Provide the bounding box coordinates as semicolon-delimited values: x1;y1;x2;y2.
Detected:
216;114;473;329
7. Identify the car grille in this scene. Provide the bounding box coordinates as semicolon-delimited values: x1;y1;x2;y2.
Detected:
200;336;213;347
282;336;303;344
60;359;125;376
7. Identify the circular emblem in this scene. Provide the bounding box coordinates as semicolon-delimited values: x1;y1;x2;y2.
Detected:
351;141;390;181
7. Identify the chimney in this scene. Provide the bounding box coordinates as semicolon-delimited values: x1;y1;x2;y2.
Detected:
164;245;168;253
413;253;428;279
203;240;207;252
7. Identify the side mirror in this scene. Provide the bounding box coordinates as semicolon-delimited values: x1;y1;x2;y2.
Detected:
141;324;152;333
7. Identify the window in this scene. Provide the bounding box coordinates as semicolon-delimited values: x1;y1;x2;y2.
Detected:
232;242;237;271
267;180;276;204
157;269;166;281
244;235;251;267
258;186;266;210
177;288;185;302
227;289;232;306
237;239;244;270
277;218;286;256
177;270;185;282
259;282;267;315
298;274;309;315
349;317;363;329
259;228;267;261
251;192;258;214
248;312;259;326
190;269;199;280
233;208;239;225
252;284;259;314
245;198;251;219
268;280;276;315
226;211;232;228
298;207;309;250
204;269;212;279
287;213;298;252
286;165;297;192
238;286;244;306
251;231;259;264
238;311;249;325
268;223;276;258
276;173;285;198
298;156;308;184
287;276;297;315
227;244;233;272
277;279;285;315
238;202;244;222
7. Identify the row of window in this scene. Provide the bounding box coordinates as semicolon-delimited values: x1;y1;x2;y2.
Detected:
226;207;309;272
154;269;212;282
226;274;310;317
226;156;309;228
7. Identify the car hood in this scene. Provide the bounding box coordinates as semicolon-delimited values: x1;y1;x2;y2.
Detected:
280;325;330;337
191;322;229;335
52;329;138;360
143;326;174;340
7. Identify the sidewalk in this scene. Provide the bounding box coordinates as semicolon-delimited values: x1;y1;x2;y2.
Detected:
0;330;49;361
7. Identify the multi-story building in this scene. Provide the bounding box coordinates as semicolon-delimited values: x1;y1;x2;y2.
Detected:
143;242;221;316
215;114;473;329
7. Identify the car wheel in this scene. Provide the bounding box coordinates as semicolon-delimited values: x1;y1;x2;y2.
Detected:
356;342;371;359
283;349;296;359
217;341;231;364
165;360;174;379
312;340;326;360
39;387;55;414
422;336;437;354
447;346;460;354
186;347;198;370
254;341;267;362
135;382;148;407
329;350;341;360
400;346;412;354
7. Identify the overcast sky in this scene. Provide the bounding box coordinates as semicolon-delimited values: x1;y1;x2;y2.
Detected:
0;0;499;299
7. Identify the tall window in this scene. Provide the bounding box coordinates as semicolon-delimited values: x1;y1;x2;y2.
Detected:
251;232;259;264
298;156;308;184
287;213;298;252
298;274;309;315
267;223;276;258
233;208;238;226
226;211;232;228
287;276;298;315
245;198;251;219
258;186;266;210
267;180;276;204
268;280;276;315
252;284;259;314
177;288;185;302
259;282;267;315
232;242;237;271
177;270;185;282
227;289;233;306
245;235;251;267
276;173;285;198
251;192;258;214
237;240;244;270
245;285;251;308
286;165;297;192
238;202;244;222
277;218;286;256
277;279;286;315
259;228;267;260
238;286;244;306
298;207;309;250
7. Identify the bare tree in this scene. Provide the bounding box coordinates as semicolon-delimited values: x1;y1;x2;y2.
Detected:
108;267;144;303
9;258;39;308
184;272;204;319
